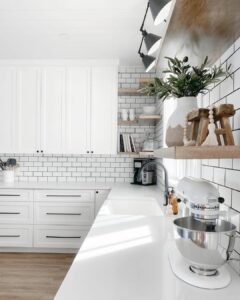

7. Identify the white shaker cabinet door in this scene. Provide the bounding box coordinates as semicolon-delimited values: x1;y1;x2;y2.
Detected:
41;67;65;154
0;67;16;153
16;67;41;153
90;66;118;155
66;67;91;154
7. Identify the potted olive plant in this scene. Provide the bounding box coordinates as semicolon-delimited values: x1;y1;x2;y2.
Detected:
141;56;229;147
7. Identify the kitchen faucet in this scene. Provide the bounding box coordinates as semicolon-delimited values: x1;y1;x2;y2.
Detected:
137;160;170;206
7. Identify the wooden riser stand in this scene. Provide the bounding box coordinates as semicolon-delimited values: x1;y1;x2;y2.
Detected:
187;104;235;146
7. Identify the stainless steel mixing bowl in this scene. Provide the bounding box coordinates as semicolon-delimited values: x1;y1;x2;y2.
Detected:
173;217;236;276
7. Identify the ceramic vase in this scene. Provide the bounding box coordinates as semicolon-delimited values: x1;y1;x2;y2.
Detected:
166;96;198;147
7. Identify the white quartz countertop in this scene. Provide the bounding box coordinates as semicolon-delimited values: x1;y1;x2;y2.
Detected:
0;181;113;190
52;183;240;300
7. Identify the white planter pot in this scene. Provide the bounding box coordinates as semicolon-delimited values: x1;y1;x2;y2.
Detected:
2;170;15;183
166;96;198;147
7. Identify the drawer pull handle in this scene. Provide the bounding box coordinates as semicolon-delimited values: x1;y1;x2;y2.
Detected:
0;212;20;215
46;213;82;216
46;235;81;239
0;235;20;238
46;195;82;197
0;194;20;197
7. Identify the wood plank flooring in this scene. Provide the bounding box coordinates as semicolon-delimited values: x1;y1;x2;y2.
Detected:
0;253;75;300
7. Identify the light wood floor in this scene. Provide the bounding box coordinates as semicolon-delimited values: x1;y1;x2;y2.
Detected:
0;252;75;300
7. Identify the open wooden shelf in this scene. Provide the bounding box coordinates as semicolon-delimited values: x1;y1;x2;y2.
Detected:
118;152;154;157
118;115;161;125
139;151;154;156
118;88;142;96
138;114;161;121
154;146;240;159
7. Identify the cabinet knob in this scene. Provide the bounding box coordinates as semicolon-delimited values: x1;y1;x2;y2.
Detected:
91;151;94;154
96;191;99;194
87;151;90;154
36;150;39;153
41;150;43;153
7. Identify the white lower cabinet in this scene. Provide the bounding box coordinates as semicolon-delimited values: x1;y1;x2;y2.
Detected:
34;225;89;249
0;187;101;251
0;225;33;247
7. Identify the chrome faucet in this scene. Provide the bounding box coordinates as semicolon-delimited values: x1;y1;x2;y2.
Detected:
137;160;170;206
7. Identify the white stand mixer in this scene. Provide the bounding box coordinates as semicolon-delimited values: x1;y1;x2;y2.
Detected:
169;177;237;289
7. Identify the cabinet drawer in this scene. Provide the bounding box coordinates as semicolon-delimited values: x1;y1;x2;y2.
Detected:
34;225;89;249
0;189;33;202
0;202;33;224
34;190;94;202
34;202;94;225
0;225;33;247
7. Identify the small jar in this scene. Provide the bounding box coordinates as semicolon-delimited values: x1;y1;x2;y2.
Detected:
121;109;128;121
129;109;135;121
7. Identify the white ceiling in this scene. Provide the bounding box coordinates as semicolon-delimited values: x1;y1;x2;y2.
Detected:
0;0;159;65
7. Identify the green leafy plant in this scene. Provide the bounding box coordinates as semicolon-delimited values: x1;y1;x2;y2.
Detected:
140;56;230;100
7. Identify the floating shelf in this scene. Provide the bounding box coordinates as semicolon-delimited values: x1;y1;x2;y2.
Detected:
139;151;154;156
118;79;154;96
138;115;161;121
139;78;154;88
118;88;144;96
154;146;240;159
118;115;161;125
118;152;154;157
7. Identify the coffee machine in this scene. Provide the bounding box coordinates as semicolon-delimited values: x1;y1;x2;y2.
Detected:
132;158;156;185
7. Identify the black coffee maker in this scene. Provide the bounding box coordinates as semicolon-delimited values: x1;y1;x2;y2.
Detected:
132;158;156;185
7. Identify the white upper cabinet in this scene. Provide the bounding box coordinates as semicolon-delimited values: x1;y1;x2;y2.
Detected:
41;67;65;154
0;67;16;153
91;66;118;155
0;60;118;155
16;67;41;153
65;67;91;154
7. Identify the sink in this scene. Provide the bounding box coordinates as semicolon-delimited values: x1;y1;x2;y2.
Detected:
100;198;163;216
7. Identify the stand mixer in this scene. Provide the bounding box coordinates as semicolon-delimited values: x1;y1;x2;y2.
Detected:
169;177;238;289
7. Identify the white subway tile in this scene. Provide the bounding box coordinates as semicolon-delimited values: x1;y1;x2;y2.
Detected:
218;186;232;207
208;159;219;167
219;76;234;98
226;170;240;190
233;109;240;130
233;159;240;169
209;85;220;104
228;48;240;73
213;168;225;185
232;190;240;212
233;130;240;146
202;166;214;181
234;68;240;90
219;159;233;169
